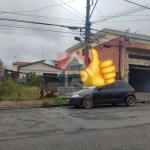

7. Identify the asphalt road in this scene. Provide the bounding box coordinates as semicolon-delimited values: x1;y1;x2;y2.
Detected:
0;104;150;150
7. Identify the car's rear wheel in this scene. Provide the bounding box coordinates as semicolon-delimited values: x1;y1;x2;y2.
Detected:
126;96;135;106
82;97;93;109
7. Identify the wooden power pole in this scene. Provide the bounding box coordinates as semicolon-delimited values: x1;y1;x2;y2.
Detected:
84;0;91;67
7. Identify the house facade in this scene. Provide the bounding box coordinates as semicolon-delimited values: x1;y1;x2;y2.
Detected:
62;28;150;100
0;59;8;84
12;62;31;71
17;60;58;83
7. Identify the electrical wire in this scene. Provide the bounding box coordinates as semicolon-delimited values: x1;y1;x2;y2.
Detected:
105;19;150;22
90;0;98;18
15;0;75;13
0;30;76;37
95;7;112;29
59;0;85;17
0;15;85;26
124;0;150;10
0;17;84;29
0;23;81;34
51;0;85;20
92;1;150;24
0;11;84;22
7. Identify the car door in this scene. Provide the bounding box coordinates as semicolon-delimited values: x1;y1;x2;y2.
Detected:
93;83;117;104
115;81;132;101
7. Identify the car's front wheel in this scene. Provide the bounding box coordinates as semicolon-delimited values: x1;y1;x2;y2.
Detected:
126;96;136;106
82;97;93;109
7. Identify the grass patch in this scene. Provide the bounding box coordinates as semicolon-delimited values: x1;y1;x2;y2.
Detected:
53;97;67;105
0;80;39;101
41;100;51;107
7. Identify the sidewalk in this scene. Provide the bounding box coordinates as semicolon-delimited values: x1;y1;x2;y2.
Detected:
0;100;70;110
0;100;41;109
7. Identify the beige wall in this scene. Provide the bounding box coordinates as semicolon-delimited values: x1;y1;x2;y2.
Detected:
19;62;58;74
12;64;19;71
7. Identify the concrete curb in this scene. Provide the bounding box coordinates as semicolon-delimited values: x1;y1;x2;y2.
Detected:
50;104;71;107
136;100;150;103
0;100;70;110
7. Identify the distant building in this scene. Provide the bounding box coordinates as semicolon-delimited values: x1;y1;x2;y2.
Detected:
0;59;8;84
12;61;31;71
17;60;58;82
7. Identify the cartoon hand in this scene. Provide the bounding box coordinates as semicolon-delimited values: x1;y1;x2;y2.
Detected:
80;48;116;88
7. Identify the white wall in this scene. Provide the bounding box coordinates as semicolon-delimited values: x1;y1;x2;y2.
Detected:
19;62;58;75
66;34;119;55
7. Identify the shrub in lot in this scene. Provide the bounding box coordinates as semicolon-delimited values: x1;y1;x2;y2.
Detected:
53;97;67;104
23;72;40;86
41;100;51;107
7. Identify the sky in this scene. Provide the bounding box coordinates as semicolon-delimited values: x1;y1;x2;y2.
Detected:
0;0;150;69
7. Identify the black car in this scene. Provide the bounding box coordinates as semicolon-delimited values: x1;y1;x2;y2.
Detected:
67;80;136;109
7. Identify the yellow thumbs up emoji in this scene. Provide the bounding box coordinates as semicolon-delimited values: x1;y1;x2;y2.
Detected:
80;48;116;88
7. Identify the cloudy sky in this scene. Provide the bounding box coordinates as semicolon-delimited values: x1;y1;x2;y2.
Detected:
0;0;150;69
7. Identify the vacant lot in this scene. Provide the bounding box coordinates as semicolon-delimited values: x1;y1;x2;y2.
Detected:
0;104;150;150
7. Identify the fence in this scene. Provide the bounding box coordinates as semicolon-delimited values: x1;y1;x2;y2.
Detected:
0;70;39;100
0;70;83;100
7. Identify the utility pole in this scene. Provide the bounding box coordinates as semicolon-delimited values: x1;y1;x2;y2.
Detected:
118;41;122;80
84;0;91;67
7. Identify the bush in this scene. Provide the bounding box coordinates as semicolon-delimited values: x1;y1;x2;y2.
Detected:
53;97;67;104
41;100;51;107
23;72;40;86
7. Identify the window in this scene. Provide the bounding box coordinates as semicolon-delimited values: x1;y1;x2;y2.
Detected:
129;54;150;60
103;83;115;89
116;81;130;89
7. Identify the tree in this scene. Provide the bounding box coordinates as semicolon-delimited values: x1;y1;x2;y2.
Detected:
23;72;40;86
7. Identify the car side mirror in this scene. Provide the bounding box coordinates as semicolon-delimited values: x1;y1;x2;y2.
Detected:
97;87;102;91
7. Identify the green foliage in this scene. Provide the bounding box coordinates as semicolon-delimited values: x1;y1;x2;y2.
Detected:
23;72;40;86
0;79;38;101
41;100;51;107
53;97;67;104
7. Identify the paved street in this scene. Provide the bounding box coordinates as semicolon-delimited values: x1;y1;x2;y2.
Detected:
0;104;150;150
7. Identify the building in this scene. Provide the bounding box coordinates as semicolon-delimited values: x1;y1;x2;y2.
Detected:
12;61;31;71
63;28;150;99
17;60;58;82
0;59;8;84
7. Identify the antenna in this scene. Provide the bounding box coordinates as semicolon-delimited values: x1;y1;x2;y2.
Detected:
13;56;17;62
42;51;44;60
135;30;140;34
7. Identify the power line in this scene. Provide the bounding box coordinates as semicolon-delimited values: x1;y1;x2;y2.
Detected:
92;1;150;24
0;30;76;37
15;0;75;13
59;0;85;17
0;15;85;26
124;0;150;10
51;0;84;20
89;0;98;18
0;17;84;29
0;11;84;22
91;14;150;17
0;23;81;34
106;19;150;22
96;7;112;29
